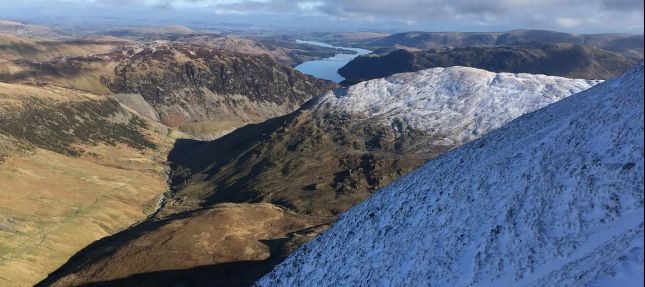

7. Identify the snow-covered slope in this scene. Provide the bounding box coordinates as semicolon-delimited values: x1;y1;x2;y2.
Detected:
257;63;644;287
317;67;599;146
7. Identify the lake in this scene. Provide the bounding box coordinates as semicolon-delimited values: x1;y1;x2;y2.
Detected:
295;40;372;83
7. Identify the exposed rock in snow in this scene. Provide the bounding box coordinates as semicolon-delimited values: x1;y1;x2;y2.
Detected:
317;66;600;146
257;63;644;287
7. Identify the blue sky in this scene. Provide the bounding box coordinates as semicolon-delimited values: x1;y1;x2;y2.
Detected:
1;0;643;33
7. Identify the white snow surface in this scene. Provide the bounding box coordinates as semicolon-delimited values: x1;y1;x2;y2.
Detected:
257;63;644;287
316;66;599;146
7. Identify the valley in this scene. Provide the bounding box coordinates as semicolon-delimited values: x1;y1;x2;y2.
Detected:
0;23;339;286
0;12;643;287
35;66;598;286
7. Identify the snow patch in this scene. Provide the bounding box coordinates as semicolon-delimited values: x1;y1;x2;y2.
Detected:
257;63;644;287
316;66;599;147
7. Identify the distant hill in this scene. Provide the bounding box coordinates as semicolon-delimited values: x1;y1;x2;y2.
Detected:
105;25;195;38
366;30;644;59
0;33;134;62
298;31;391;48
101;27;351;66
0;19;59;38
339;43;638;84
173;34;351;66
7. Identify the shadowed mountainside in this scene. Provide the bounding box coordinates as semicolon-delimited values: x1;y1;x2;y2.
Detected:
339;43;637;84
35;203;332;287
36;66;597;287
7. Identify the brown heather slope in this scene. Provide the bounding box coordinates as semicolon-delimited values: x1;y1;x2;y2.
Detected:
0;34;135;62
39;203;332;287
0;37;336;286
35;95;449;287
1;41;338;138
0;82;174;287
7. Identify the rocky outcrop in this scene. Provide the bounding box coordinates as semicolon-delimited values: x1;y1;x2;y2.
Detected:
4;41;338;135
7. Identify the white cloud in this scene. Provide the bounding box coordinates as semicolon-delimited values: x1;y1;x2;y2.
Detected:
1;0;643;33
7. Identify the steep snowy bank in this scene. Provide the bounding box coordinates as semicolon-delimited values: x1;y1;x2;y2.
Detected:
257;63;644;286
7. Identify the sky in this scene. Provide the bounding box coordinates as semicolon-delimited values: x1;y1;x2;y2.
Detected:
1;0;643;33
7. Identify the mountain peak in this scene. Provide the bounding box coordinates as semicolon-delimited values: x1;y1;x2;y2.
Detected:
257;62;644;286
319;66;599;146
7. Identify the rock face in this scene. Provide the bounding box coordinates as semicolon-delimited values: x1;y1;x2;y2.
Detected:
257;62;644;287
4;41;337;136
36;66;597;287
339;43;638;84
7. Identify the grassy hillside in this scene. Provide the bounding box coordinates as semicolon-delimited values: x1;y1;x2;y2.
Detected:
0;83;174;287
0;34;134;62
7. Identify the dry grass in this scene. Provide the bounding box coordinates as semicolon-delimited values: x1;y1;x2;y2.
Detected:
0;33;134;62
0;144;169;286
0;82;100;106
178;119;247;139
46;203;332;287
0;82;174;287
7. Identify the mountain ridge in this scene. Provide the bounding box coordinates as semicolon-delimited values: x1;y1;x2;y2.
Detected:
35;66;599;287
1;41;337;138
339;43;637;84
257;62;645;287
366;30;644;58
